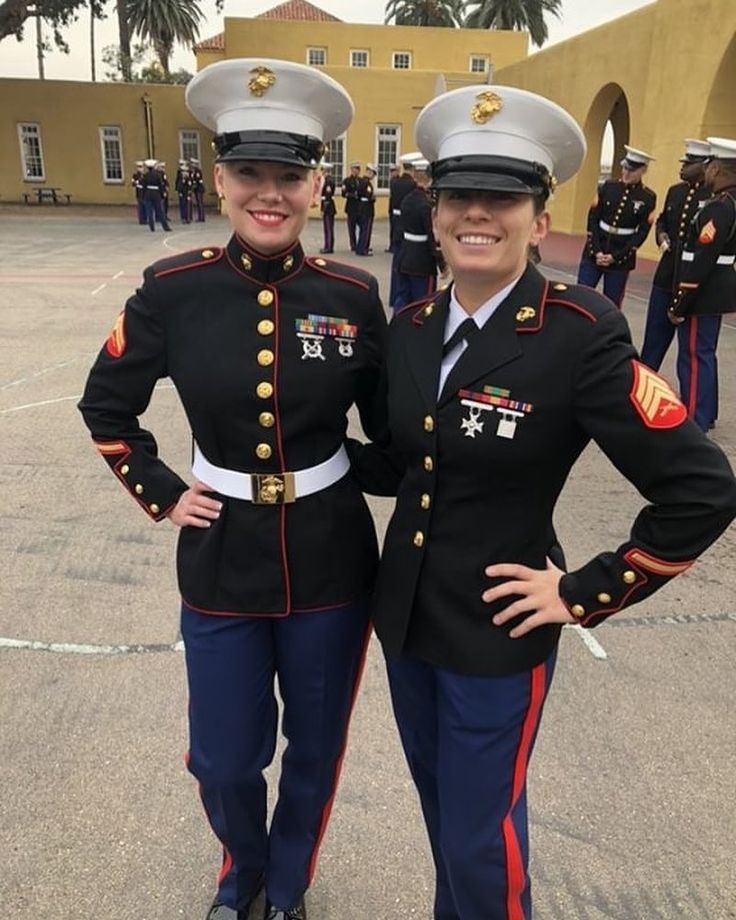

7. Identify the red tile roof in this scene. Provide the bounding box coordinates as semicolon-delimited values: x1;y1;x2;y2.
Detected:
256;0;342;21
194;32;224;51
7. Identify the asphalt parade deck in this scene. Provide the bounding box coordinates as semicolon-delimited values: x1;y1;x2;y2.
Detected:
1;206;734;920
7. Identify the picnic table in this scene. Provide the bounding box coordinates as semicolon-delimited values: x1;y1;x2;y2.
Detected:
23;187;72;205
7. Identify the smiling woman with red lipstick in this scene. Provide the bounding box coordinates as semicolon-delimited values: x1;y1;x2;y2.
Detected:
350;85;736;920
79;59;388;920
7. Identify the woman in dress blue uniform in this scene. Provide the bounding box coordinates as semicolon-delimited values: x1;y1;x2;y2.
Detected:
350;85;736;920
79;59;387;920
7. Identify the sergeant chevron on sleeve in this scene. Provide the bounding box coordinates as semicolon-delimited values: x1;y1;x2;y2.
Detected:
348;82;736;920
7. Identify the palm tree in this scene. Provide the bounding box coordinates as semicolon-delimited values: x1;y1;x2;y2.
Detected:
385;0;463;28
116;0;133;81
462;0;562;48
127;0;203;79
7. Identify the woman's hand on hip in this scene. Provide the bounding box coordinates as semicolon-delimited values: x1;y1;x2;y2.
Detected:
167;480;222;528
482;558;574;638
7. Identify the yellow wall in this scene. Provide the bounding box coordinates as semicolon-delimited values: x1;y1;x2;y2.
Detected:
217;18;527;74
495;0;736;259
0;79;215;206
3;0;735;236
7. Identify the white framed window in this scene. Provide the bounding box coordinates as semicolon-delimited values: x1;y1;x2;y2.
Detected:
392;51;412;70
375;124;401;190
307;47;327;66
179;129;201;163
18;123;45;181
469;54;489;74
99;126;124;183
325;133;346;182
350;49;369;68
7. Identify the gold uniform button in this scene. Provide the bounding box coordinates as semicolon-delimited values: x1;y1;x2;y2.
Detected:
423;416;434;433
120;464;130;475
257;349;274;366
424;304;433;317
149;503;160;515
623;570;637;584
420;493;431;510
313;258;327;267
413;531;425;548
255;443;272;460
256;382;273;399
597;592;612;604
134;483;144;495
553;283;567;291
571;604;585;618
257;319;275;336
423;456;433;472
259;412;275;428
201;249;214;259
257;290;274;307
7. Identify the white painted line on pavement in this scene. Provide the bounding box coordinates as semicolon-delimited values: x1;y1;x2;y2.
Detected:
567;624;609;660
112;271;124;279
0;355;94;391
0;636;183;656
1;383;175;415
91;283;107;295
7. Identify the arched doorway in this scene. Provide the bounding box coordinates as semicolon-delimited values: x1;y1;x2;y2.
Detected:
574;83;630;228
700;33;736;138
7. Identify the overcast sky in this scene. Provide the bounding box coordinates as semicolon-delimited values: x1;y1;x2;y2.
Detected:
1;0;655;81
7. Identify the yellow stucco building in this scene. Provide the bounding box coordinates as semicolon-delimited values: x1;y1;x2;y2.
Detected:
1;0;735;254
0;0;526;215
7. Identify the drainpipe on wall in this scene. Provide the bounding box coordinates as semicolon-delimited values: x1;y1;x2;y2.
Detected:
142;93;155;159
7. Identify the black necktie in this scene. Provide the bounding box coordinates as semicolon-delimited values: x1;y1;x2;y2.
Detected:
442;318;479;357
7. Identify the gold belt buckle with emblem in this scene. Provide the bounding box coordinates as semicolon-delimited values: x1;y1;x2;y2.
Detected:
251;472;296;504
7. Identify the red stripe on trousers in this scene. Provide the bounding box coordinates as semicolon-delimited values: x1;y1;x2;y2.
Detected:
502;661;547;920
687;316;699;419
306;623;373;883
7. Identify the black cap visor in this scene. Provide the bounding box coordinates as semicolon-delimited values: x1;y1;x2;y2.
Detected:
430;155;551;197
214;130;324;167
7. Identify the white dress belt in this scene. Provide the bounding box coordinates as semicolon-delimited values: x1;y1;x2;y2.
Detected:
599;220;636;236
404;232;429;242
192;443;350;505
681;251;735;265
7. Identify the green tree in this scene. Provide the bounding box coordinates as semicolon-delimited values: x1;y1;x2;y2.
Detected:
0;0;99;49
127;0;203;79
385;0;463;28
462;0;562;48
102;40;191;82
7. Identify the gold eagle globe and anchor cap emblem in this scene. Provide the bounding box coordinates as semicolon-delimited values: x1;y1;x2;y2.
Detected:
248;65;276;97
471;91;504;125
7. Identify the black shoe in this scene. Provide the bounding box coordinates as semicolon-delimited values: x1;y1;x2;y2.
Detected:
319;248;333;254
263;898;306;920
207;882;263;920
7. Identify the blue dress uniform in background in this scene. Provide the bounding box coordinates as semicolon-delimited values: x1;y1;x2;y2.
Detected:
577;145;656;306
349;86;736;920
640;139;711;370
395;163;440;308
141;160;172;232
319;164;336;253
190;158;207;222
388;156;418;307
340;163;360;252
131;161;146;224
175;163;193;223
668;136;736;432
355;165;376;255
80;58;386;920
